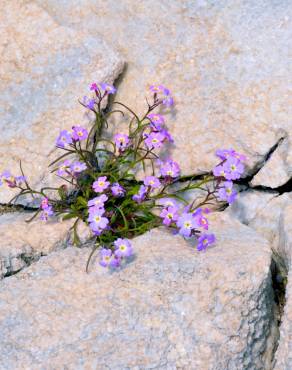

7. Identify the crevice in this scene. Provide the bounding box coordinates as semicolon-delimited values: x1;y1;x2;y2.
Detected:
238;137;286;184
2;252;44;279
269;250;288;365
0;203;38;212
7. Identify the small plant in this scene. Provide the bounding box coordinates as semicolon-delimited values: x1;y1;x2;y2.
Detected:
0;83;246;270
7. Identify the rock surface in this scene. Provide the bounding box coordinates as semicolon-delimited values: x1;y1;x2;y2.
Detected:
0;0;124;204
251;138;291;189
0;213;275;369
0;212;73;278
228;191;292;369
37;0;292;180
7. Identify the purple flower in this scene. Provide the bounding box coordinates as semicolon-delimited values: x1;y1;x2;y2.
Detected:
213;164;227;178
40;205;54;221
111;183;125;197
70;161;87;174
144;176;161;189
82;96;95;110
114;238;133;258
223;157;244;180
159;198;180;209
218;181;237;204
162;94;174;107
72;126;88;141
41;197;49;210
177;213;197;237
147;113;165;131
99;248;113;267
100;83;116;95
160;159;180;178
160;129;174;143
109;256;122;268
15;176;26;187
92;176;110;193
145;132;165;149
88;194;108;208
195;215;209;230
114;133;130;151
216;148;247;162
160;206;179;226
56;160;71;176
88;205;105;216
88;208;109;233
1;171;16;188
149;84;168;94
56;130;72;148
132;185;147;203
197;233;216;251
90;83;99;91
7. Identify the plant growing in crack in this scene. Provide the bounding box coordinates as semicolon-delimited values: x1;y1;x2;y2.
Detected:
0;83;246;270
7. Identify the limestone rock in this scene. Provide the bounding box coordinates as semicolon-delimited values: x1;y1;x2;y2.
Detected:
227;190;276;226
0;0;124;204
251;139;291;189
273;203;292;370
38;0;292;177
0;213;275;369
229;191;292;369
0;212;73;278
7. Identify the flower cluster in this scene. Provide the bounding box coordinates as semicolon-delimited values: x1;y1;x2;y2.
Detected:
212;149;246;204
1;81;246;271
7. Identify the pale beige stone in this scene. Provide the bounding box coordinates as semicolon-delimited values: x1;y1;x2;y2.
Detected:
251;139;291;188
0;213;276;369
273;203;292;370
0;212;73;278
0;0;124;204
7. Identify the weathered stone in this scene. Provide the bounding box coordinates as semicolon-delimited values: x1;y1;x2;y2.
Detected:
37;0;291;177
0;0;124;204
229;191;292;369
273;203;292;370
0;212;72;278
0;213;276;369
251;138;291;188
227;190;276;226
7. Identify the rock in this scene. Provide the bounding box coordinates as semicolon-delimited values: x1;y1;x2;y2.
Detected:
0;0;124;204
273;203;292;370
0;212;73;278
0;213;276;369
228;191;292;369
37;0;291;177
227;190;276;226
251;138;291;188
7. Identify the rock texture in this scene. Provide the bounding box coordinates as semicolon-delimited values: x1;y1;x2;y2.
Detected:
251;138;291;189
0;213;275;369
228;191;292;369
37;0;292;181
0;212;73;278
274;204;292;370
0;0;124;204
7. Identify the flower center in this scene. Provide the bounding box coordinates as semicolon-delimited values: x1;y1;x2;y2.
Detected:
94;216;101;222
184;221;191;228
